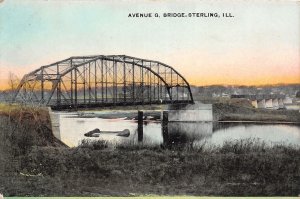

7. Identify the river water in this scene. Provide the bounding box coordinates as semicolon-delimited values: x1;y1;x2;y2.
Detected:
57;111;300;148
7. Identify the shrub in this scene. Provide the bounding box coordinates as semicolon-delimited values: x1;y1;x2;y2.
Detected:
78;139;109;150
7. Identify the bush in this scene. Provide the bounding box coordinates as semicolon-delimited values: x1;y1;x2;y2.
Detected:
78;139;109;150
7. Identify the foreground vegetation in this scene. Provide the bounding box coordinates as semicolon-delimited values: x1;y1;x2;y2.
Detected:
0;104;300;196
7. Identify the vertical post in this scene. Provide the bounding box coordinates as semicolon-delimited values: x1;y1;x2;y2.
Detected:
57;81;61;106
157;64;160;102
162;111;169;147
165;66;167;101
113;58;116;104
153;76;156;102
89;62;91;104
141;60;144;104
70;58;73;105
105;60;108;103
83;66;86;104
123;61;126;103
94;60;97;103
170;69;172;102
132;60;135;103
147;71;150;103
101;59;104;103
74;68;77;108
41;67;44;103
138;110;143;142
115;58;118;104
149;62;151;104
56;64;61;106
176;75;178;101
71;68;73;105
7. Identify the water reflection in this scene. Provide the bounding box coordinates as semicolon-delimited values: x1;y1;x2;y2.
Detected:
162;122;213;149
210;122;300;146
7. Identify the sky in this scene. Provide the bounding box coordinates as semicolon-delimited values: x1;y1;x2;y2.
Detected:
0;0;299;90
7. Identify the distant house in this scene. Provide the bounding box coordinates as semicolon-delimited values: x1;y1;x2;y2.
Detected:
221;93;230;98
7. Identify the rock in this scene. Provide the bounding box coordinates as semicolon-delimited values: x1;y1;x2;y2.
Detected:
116;129;130;137
85;128;130;137
84;128;101;137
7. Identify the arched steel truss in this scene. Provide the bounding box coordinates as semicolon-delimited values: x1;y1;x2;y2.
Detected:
13;55;194;109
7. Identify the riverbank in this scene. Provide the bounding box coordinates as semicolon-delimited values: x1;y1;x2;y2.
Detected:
213;103;300;123
0;104;300;196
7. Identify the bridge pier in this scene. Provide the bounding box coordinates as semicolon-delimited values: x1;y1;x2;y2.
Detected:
161;109;213;149
167;102;213;122
272;98;279;110
265;99;273;109
48;107;61;140
279;98;284;109
251;100;258;108
257;99;266;108
283;96;293;104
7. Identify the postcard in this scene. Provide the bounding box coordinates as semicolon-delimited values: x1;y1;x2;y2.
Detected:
0;0;299;197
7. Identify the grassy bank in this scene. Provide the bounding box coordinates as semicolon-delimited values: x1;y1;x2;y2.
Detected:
213;103;300;123
2;139;300;196
0;104;300;196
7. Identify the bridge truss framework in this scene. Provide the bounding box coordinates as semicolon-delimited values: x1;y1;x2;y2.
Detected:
13;55;194;109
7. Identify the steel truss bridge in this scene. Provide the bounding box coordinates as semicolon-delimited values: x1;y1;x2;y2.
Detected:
13;55;194;109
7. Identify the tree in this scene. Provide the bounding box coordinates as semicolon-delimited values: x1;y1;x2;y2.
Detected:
4;72;20;103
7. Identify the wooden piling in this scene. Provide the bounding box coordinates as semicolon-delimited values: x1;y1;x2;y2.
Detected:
162;111;169;146
138;110;143;142
162;111;168;124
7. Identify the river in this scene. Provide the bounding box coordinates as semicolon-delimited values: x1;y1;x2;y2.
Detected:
55;111;300;148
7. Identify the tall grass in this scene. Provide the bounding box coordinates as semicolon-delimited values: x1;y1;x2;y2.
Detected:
0;103;63;157
0;103;49;123
78;139;109;150
219;138;267;154
13;138;300;196
82;136;299;155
